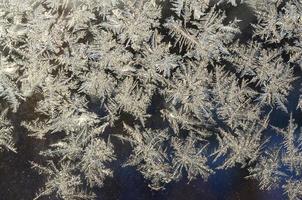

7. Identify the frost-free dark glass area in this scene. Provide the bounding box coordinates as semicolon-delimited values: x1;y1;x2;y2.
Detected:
0;0;302;200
